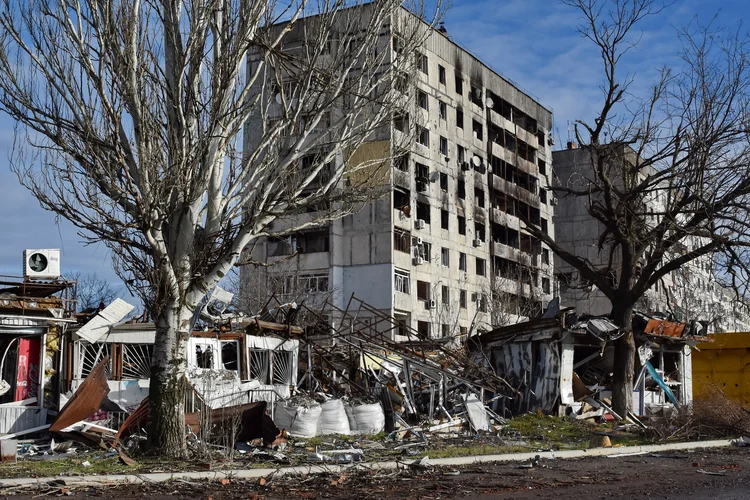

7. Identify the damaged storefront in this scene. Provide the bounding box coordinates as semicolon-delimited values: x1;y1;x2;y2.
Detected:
473;308;703;419
0;277;76;434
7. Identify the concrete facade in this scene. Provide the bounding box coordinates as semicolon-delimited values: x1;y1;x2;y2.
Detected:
552;145;750;332
240;7;555;339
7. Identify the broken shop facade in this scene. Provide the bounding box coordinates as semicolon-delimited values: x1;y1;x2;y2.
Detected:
0;273;76;434
472;304;703;418
63;298;300;415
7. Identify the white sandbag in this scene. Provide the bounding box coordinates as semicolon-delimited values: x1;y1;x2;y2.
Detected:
290;404;322;438
274;402;322;438
318;399;351;435
273;402;297;431
345;402;385;435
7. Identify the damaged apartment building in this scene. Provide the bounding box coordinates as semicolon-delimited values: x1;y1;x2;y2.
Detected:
242;7;556;339
553;143;750;333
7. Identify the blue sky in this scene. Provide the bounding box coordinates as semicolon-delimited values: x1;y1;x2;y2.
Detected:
0;0;746;293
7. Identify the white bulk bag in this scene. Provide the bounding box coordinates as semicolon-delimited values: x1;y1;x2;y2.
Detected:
274;401;322;438
318;399;351;435
345;402;385;435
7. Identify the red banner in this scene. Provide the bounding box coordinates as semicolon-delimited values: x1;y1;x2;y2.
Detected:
14;337;41;402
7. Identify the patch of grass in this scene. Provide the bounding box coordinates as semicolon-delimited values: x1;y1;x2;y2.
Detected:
506;413;591;444
0;456;140;478
419;444;528;459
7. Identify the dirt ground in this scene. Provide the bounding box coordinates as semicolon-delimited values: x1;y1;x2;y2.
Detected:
3;446;750;499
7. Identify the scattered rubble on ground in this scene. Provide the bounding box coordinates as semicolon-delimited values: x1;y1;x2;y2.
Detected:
0;292;743;479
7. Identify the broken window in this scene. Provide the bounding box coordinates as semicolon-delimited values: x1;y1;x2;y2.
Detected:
442;285;449;305
543;248;550;265
416;240;431;261
441;247;449;266
394;188;410;211
269;274;294;296
456;108;464;129
416;201;431;223
394;152;409;172
394;228;411;253
415;162;429;182
475;222;486;241
476;257;486;276
441;209;449;229
439;136;448;156
538;158;546;175
417;321;430;338
474;188;485;208
460;289;467;308
541;218;548;235
417;89;428;110
542;278;551;293
439;100;447;120
221;341;240;372
472;119;483;141
298;273;329;292
438;65;446;85
416;280;430;301
416;52;428;74
417;126;429;147
540;189;547;204
457;179;465;199
478;293;489;312
457;215;466;235
470;85;483;107
440;173;448;192
441;324;449;338
298;230;329;253
267;236;294;257
459;252;467;271
195;343;214;369
394;113;408;133
395;269;410;294
455;73;463;95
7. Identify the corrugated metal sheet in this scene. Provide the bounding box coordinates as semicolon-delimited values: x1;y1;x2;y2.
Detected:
693;332;750;407
489;341;560;415
0;406;47;434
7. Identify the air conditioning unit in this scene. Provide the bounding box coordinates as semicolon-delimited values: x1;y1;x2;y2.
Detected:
416;236;423;245
23;249;61;280
461;162;471;171
427;299;436;310
473;238;482;247
413;257;425;266
474;88;482;99
548;133;555;145
551;197;559;206
415;219;426;229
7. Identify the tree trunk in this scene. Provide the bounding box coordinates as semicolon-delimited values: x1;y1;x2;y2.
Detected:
611;303;635;418
148;301;191;457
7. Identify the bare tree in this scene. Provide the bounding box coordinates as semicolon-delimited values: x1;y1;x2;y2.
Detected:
0;0;441;455
522;0;750;416
68;271;120;312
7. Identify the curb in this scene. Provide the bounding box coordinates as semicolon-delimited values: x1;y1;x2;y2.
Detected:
0;439;735;488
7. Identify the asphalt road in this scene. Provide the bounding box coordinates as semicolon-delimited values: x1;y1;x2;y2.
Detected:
3;446;750;499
